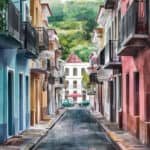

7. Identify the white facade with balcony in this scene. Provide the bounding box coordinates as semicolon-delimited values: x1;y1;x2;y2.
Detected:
62;54;89;103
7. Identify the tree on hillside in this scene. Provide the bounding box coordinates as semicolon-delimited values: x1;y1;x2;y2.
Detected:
49;0;103;61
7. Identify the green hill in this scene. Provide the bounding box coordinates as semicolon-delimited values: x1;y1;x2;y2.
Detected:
49;0;104;61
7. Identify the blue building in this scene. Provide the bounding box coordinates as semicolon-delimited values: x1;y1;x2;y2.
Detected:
0;0;38;143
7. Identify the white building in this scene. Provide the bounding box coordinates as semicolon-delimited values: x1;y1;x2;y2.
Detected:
63;54;89;103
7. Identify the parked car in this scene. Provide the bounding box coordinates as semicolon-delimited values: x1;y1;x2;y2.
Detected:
79;100;90;107
62;99;74;107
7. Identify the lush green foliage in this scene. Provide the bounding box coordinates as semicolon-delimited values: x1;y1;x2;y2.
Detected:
49;0;103;61
0;0;8;31
82;70;90;89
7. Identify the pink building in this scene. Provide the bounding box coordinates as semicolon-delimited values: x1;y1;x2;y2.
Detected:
119;0;150;144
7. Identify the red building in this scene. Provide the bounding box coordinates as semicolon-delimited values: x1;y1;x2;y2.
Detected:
119;0;150;144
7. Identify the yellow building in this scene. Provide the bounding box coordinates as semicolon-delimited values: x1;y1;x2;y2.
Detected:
30;0;52;126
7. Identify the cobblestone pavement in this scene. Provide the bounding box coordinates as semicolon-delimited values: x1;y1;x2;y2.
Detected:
34;109;118;150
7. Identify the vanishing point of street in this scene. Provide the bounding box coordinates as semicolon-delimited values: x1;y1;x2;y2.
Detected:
34;109;117;150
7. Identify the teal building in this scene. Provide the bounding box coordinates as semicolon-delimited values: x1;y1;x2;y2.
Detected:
0;0;38;142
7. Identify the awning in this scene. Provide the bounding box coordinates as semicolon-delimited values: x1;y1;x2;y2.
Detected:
68;93;82;98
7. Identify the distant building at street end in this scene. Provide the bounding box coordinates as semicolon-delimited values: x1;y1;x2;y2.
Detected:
63;54;89;103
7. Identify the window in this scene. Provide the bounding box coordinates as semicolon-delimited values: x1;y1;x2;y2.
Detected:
73;68;77;76
73;91;77;94
73;80;77;88
64;80;69;88
81;68;85;75
65;68;69;76
36;8;38;25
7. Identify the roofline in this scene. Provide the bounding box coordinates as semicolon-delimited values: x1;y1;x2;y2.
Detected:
48;28;57;34
66;54;82;63
96;5;104;23
41;3;53;16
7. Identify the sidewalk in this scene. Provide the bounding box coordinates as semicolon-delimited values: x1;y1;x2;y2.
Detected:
0;109;65;150
93;112;150;150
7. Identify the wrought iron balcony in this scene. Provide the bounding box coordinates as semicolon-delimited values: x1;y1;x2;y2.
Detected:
54;77;64;88
104;40;121;69
89;73;98;84
0;1;20;48
104;0;116;9
87;87;96;95
119;0;149;56
48;73;55;84
36;27;49;51
22;22;39;58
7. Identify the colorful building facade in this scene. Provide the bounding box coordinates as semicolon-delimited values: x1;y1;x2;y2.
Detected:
119;0;150;144
95;0;150;145
63;54;89;103
0;0;36;143
29;0;51;125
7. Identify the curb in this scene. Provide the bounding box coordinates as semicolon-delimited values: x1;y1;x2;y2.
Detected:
26;110;66;150
93;115;123;150
100;123;126;150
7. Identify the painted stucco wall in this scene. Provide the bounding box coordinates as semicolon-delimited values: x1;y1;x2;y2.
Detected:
0;49;30;143
63;62;89;102
121;0;150;144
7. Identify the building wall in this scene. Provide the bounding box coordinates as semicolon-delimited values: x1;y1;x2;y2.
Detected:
122;49;150;143
0;49;30;143
30;0;51;123
30;0;43;27
121;0;150;144
63;63;89;102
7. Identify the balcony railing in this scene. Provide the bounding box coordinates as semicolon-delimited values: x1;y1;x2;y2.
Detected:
22;22;39;58
119;0;149;56
36;27;49;51
104;0;116;9
0;1;20;48
89;73;98;84
104;40;121;69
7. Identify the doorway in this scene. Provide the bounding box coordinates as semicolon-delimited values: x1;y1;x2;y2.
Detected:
8;71;14;136
19;74;23;131
109;80;116;122
134;72;139;116
25;76;29;128
126;74;129;114
126;74;129;129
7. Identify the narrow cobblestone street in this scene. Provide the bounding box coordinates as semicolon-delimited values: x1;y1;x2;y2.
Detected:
34;109;117;150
